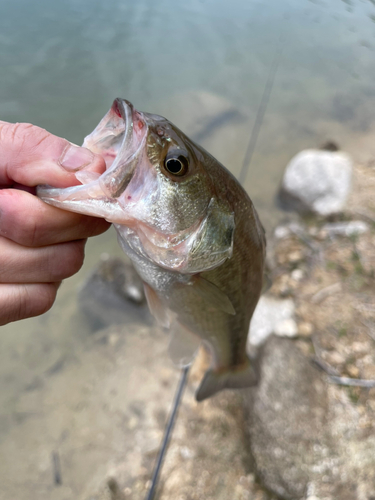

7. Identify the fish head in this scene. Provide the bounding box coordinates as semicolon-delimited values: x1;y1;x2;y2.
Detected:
38;99;235;273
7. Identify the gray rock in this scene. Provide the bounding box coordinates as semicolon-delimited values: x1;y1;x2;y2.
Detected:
279;149;353;216
244;336;375;500
248;297;296;346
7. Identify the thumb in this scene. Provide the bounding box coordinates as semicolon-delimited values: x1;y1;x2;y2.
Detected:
0;121;106;188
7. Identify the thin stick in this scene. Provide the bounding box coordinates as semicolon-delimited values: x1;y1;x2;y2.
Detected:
312;357;375;388
145;366;190;500
238;41;284;185
51;451;62;486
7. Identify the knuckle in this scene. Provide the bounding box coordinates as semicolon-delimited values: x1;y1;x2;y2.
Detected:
0;191;40;247
2;122;48;148
0;284;57;325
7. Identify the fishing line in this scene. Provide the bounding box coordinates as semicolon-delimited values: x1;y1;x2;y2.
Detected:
238;40;284;185
144;365;190;500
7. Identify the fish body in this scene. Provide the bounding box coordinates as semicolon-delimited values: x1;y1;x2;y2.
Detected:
38;99;266;401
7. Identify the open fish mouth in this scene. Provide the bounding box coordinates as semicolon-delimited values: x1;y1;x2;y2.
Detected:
37;99;148;223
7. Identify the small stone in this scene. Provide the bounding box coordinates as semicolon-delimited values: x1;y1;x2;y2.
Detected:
351;342;368;354
322;220;369;237
274;226;291;239
109;332;120;346
324;351;346;365
317;230;328;240
274;318;298;337
180;446;195;459
291;269;304;281
128;417;138;430
361;365;375;379
298;322;313;337
346;364;360;378
288;250;303;263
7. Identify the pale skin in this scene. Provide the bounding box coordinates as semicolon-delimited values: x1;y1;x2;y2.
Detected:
0;121;110;326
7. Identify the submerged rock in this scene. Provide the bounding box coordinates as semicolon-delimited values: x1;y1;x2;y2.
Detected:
78;256;151;330
279;149;353;216
244;336;375;500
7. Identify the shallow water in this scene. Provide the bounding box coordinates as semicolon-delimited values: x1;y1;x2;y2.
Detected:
1;0;375;497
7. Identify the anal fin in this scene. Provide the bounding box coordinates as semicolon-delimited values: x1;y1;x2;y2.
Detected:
168;319;201;368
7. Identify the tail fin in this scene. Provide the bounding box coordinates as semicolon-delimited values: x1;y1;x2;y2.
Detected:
195;358;257;402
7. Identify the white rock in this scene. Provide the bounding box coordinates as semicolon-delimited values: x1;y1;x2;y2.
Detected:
280;149;353;216
322;220;369;237
291;269;304;281
249;296;296;346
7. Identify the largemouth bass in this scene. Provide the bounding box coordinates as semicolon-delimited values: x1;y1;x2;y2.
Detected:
38;99;266;401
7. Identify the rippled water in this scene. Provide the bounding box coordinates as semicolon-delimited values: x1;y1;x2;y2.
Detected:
1;0;375;497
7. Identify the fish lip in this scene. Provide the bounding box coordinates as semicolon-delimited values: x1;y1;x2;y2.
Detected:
37;99;147;222
98;99;148;198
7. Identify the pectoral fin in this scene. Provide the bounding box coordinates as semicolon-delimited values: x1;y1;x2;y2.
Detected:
189;276;236;315
143;283;170;328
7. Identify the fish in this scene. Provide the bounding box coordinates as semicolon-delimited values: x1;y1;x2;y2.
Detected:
37;98;266;401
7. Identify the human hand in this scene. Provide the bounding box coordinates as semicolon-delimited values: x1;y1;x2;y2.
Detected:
0;121;110;326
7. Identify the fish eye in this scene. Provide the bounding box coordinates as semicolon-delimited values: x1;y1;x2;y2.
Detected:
164;155;189;176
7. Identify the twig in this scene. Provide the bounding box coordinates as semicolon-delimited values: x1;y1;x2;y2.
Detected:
311;282;342;304
312;355;375;388
145;366;190;500
51;451;62;486
311;356;340;377
354;209;375;224
328;375;375;388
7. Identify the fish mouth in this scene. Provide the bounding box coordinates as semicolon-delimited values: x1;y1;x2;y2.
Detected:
37;98;148;223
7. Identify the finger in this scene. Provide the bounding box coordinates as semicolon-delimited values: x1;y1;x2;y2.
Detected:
0;189;110;247
0;237;86;283
0;282;60;326
0;121;106;187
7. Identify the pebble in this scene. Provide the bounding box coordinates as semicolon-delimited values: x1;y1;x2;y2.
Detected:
324;351;346;365
291;269;304;281
274;318;298;337
351;342;369;354
346;364;360;378
322;220;369;237
288;250;303;263
298;322;313;337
